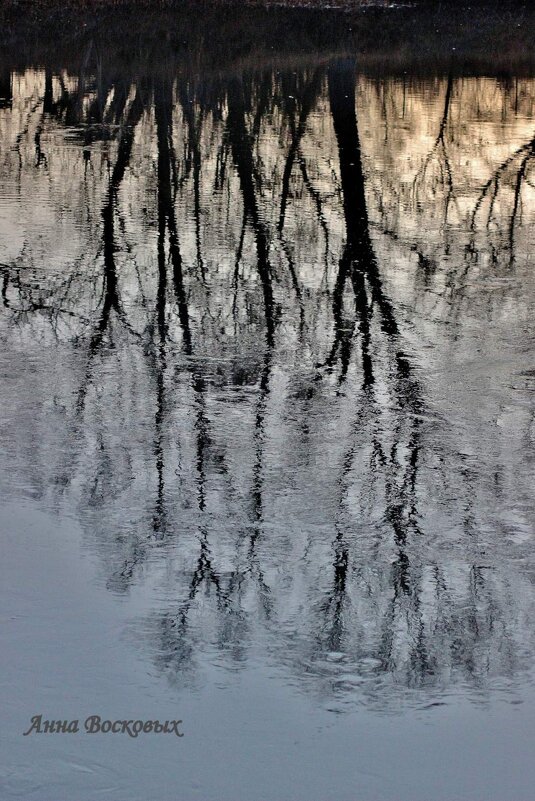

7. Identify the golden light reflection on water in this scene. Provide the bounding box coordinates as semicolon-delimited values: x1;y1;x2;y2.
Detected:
2;70;534;283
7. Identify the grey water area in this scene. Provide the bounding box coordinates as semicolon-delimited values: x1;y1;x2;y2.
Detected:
1;4;535;799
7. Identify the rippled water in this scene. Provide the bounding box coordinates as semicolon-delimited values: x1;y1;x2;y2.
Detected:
1;6;535;799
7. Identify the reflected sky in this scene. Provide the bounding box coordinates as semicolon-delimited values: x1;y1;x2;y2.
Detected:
1;10;535;799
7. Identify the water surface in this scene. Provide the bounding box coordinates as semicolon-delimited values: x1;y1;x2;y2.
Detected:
1;6;535;799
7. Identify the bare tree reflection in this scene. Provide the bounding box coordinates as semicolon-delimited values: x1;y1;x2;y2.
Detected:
1;57;534;708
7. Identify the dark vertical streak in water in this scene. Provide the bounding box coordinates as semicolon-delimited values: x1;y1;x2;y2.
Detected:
153;82;171;537
328;59;398;347
278;67;324;233
156;84;192;355
77;88;145;412
227;78;275;348
326;61;431;678
178;84;206;283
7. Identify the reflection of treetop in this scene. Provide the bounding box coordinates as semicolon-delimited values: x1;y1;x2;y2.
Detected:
1;57;534;707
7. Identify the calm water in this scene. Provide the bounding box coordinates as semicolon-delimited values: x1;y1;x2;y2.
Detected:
1;6;535;799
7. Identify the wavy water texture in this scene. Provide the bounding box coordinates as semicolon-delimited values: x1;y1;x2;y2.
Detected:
1;28;535;799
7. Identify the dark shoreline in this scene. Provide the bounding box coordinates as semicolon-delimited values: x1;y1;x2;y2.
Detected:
1;0;534;77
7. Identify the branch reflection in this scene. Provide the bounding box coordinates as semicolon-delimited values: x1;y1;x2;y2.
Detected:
1;50;534;709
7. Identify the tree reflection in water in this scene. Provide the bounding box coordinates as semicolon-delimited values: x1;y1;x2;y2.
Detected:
1;45;534;709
